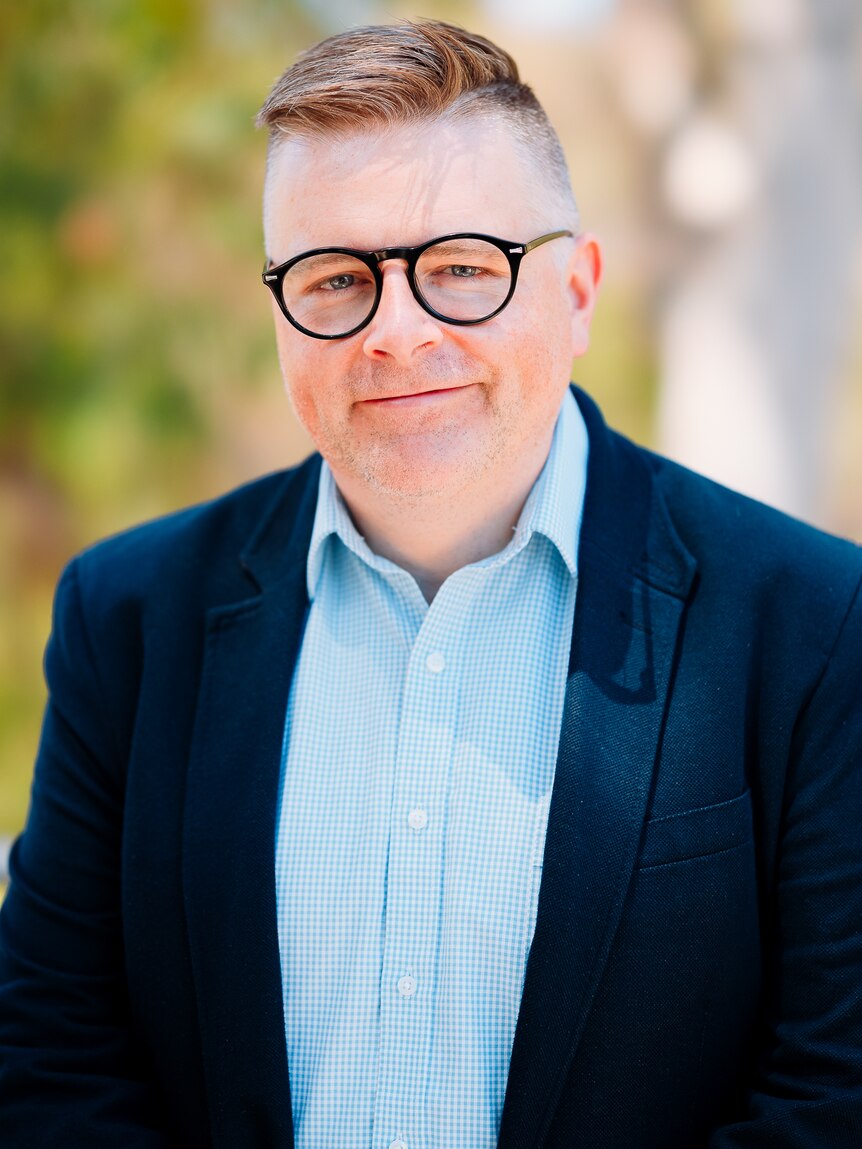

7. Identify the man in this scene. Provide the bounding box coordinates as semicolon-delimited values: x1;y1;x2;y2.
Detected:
1;19;861;1149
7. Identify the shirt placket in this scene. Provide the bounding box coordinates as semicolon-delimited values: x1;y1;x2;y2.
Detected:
372;608;460;1149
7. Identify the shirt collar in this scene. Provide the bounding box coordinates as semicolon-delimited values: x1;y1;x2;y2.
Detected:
306;387;588;599
513;386;587;578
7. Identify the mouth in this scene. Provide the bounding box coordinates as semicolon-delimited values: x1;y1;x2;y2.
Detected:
359;384;474;406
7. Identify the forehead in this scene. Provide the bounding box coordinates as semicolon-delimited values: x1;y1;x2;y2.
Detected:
264;116;539;256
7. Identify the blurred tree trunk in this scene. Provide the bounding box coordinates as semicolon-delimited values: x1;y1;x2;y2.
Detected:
658;0;862;524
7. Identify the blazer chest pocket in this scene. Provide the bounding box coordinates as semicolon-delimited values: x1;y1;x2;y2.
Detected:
637;789;753;870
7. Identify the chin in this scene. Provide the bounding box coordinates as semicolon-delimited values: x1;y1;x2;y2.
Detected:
355;452;478;504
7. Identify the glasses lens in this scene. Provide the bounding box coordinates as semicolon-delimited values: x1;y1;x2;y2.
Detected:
280;253;377;336
415;238;512;322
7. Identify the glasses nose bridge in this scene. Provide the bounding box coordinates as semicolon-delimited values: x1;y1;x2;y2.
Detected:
372;244;417;267
370;246;425;318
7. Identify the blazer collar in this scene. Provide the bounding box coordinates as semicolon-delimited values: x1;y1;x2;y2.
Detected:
239;453;322;594
571;384;695;603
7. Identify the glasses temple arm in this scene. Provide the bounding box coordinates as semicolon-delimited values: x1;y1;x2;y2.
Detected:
523;229;574;254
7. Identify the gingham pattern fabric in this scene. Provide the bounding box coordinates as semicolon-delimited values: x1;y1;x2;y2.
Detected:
275;389;588;1149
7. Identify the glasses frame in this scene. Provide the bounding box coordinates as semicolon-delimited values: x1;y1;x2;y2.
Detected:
261;229;574;340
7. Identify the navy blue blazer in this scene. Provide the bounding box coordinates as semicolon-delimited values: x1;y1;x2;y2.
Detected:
2;387;861;1147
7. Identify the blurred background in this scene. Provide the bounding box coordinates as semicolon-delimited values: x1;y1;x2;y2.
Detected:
1;0;861;865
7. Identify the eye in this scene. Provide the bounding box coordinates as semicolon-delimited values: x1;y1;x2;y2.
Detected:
448;264;481;278
322;274;357;291
286;255;376;299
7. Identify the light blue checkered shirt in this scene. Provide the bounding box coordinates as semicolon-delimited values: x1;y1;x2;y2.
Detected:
275;388;588;1149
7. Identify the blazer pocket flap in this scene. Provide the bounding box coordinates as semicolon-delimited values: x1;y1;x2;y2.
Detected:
638;789;753;869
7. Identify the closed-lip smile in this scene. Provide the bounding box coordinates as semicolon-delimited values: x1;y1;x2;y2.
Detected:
360;384;472;405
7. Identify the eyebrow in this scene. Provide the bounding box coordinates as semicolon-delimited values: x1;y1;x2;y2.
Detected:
421;240;496;257
286;252;368;273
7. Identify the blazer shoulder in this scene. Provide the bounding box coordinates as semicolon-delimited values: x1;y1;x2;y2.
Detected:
67;454;322;626
640;442;862;634
572;384;861;618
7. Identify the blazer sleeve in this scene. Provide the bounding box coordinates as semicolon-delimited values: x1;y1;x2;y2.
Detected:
0;559;170;1148
708;575;862;1147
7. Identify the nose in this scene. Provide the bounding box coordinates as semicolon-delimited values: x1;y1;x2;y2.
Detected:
361;260;445;365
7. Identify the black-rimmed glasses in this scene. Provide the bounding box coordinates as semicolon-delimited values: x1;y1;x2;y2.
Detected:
261;229;573;340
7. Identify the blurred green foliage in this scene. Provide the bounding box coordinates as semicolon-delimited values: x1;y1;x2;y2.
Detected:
0;1;658;837
0;0;325;832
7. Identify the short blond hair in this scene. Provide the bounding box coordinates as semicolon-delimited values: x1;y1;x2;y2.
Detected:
256;20;578;230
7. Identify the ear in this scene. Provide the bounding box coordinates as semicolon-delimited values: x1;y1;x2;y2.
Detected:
566;234;603;358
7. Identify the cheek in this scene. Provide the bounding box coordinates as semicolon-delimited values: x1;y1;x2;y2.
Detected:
274;329;317;428
506;299;575;388
274;326;353;444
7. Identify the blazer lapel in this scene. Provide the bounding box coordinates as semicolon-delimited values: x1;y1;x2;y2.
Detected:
498;389;697;1148
182;457;321;1149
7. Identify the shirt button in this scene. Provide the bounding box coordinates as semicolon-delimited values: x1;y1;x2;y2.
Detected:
397;974;417;998
407;808;428;831
425;651;445;674
389;1140;408;1149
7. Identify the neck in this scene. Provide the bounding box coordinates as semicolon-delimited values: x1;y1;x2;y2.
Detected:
332;437;554;603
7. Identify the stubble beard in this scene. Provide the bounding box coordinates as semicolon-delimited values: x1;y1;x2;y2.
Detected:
327;362;519;508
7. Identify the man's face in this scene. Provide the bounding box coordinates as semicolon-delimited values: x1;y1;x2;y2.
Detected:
264;116;601;508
